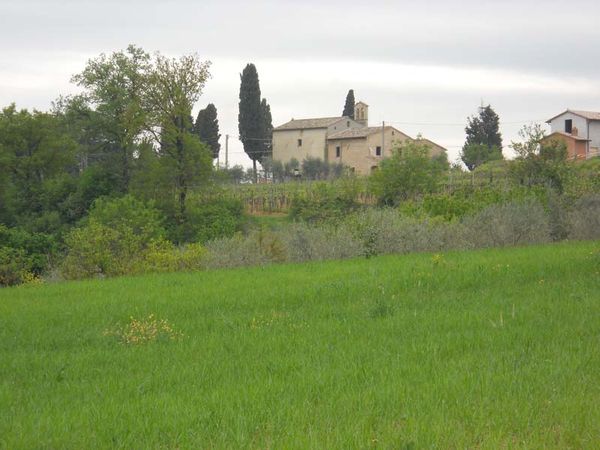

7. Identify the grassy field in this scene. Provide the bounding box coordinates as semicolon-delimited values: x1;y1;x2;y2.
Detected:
1;241;599;448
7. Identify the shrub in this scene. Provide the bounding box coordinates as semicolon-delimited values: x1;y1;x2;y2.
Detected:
203;232;275;269
370;140;447;206
0;247;30;286
134;240;207;274
0;225;56;286
566;194;600;241
169;198;244;244
61;196;170;279
280;223;363;262
461;199;551;249
289;181;360;223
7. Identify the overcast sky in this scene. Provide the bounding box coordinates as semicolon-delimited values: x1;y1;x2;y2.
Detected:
2;0;600;166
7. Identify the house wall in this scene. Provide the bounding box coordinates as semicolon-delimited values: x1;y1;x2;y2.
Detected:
588;121;600;151
548;112;600;157
544;134;587;160
272;128;329;163
327;128;410;175
549;112;588;139
272;119;364;164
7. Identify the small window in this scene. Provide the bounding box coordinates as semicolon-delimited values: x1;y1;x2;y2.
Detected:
376;146;382;156
347;121;350;127
350;167;356;173
297;139;302;147
565;119;573;134
392;131;395;136
336;146;341;158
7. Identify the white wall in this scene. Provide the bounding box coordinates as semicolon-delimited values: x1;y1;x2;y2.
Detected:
588;121;600;150
549;112;588;138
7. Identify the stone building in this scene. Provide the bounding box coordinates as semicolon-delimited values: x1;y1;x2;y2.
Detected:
272;101;447;175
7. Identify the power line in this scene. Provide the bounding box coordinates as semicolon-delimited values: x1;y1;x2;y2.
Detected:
384;119;545;127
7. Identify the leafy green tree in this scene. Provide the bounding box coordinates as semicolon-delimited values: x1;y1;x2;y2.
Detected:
510;123;570;192
239;63;268;182
0;104;77;225
461;105;503;170
194;103;221;159
370;140;448;205
342;89;355;119
461;143;503;171
71;45;151;191
143;52;213;217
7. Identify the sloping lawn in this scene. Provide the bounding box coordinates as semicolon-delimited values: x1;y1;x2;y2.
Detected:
1;241;599;448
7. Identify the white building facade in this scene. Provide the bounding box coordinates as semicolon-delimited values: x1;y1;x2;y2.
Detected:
546;110;600;158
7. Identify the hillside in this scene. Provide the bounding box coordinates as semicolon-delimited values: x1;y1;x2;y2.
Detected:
1;242;599;448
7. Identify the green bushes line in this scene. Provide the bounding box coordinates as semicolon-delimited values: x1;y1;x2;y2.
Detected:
204;194;600;269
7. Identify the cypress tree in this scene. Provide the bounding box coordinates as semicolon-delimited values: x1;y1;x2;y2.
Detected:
194;103;221;159
238;63;263;182
259;98;273;164
342;89;355;119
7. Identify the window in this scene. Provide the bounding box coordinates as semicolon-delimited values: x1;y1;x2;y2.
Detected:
347;121;350;127
376;146;382;156
297;138;302;147
336;146;341;158
565;119;573;134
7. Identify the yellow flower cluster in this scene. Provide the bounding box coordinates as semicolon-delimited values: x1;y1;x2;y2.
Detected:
431;253;445;266
104;314;183;345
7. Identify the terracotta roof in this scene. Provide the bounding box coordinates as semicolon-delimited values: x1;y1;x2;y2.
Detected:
328;127;378;139
546;109;600;123
274;116;348;131
543;131;590;142
328;126;410;140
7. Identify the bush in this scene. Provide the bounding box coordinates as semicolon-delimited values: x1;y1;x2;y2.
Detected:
370;140;447;206
61;196;169;279
135;240;207;274
0;225;56;286
0;247;31;286
280;223;363;262
289;181;360;223
566;194;600;241
461;199;551;249
169;198;244;244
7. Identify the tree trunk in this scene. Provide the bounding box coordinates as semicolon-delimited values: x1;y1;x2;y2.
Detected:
253;159;257;184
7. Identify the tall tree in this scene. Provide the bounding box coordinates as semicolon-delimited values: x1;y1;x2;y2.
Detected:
259;98;273;164
342;89;355;119
238;63;264;182
194;104;221;160
461;104;503;170
143;53;213;217
71;45;150;191
0;104;77;223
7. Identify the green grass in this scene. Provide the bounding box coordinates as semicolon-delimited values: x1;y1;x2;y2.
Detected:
1;242;599;448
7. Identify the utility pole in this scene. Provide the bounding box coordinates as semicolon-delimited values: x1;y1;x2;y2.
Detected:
225;134;229;168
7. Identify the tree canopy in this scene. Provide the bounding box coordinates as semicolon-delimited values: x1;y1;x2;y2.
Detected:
238;63;271;181
461;105;503;170
194;103;221;160
342;89;355;119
